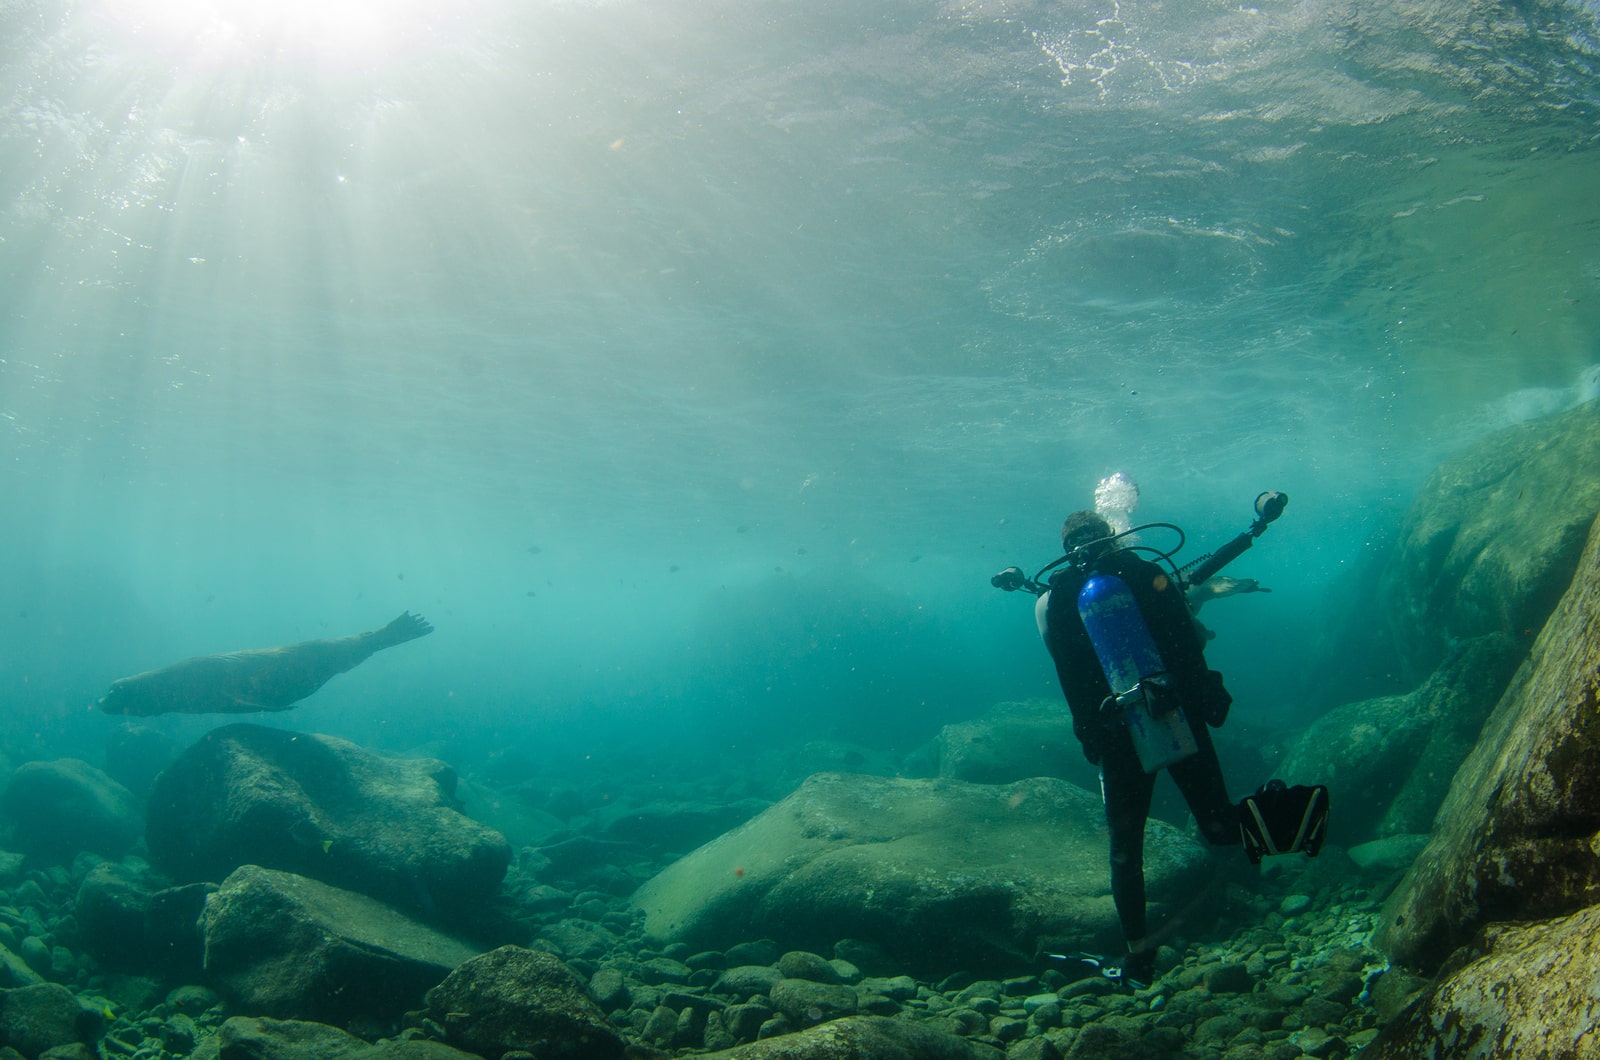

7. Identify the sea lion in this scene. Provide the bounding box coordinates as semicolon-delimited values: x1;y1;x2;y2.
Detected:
98;611;434;716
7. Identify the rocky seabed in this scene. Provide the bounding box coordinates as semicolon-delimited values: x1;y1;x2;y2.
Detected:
0;844;1417;1060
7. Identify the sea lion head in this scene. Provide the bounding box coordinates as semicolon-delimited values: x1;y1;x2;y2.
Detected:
97;677;148;716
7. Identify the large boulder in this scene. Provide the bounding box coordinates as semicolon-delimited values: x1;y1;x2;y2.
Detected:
103;724;182;797
201;865;481;1023
191;1016;484;1060
145;882;217;977
1378;510;1600;972
75;867;214;979
592;794;772;857
933;700;1095;790
0;759;141;862
632;773;1212;976
73;862;153;969
0;947;44;990
146;724;510;920
1279;632;1523;842
423;945;627;1060
697;1015;1003;1059
1377;399;1600;683
0;983;105;1058
1367;903;1600;1058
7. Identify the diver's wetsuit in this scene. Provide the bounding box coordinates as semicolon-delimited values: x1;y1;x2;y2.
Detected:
1037;547;1239;946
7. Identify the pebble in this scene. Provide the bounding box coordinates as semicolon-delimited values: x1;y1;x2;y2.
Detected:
1280;893;1314;916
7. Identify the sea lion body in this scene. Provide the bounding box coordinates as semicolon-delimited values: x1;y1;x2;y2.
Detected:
99;611;433;716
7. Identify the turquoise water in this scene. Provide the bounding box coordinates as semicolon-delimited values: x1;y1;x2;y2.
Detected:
4;0;1600;764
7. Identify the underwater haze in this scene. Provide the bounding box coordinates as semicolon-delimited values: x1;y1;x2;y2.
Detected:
4;0;1600;765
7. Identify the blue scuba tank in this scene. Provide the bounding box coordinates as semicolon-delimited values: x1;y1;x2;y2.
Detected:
1077;573;1198;772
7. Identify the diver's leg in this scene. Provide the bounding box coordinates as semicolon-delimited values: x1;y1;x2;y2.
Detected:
1170;725;1240;848
1100;740;1157;946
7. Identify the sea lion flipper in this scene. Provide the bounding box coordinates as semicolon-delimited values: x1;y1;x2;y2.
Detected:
376;611;434;649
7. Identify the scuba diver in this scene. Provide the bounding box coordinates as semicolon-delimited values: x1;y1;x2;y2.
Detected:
992;478;1327;989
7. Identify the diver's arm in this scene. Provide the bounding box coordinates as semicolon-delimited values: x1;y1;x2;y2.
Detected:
1035;591;1052;639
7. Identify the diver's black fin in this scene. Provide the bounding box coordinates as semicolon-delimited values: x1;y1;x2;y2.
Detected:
1043;951;1150;991
1238;780;1329;864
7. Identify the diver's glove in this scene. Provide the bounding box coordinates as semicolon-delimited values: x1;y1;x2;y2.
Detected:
1201;670;1232;727
1075;714;1119;765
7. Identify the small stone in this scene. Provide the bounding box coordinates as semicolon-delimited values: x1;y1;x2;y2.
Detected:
48;946;74;981
1021;993;1058;1015
756;1015;791;1040
713;965;784;1000
989;1015;1028;1042
632;957;692;985
768;978;857;1024
776;951;840;983
946;1009;989;1036
954;979;1003;1003
39;1045;97;1060
859;975;918;1001
1279;894;1313;916
702;1010;737;1051
832;938;894;974
1266;982;1312;1006
938;970;976;993
1196;1013;1246;1046
723;1002;774;1042
588;967;630;1011
686;950;726;972
673;1005;704;1047
160;1014;198;1053
827;958;862;984
1059;977;1116;1001
19;937;51;974
858;994;900;1016
164;985;221;1013
641;1005;677;1046
725;940;780;967
1369;969;1428;1022
1005;1038;1063;1060
1028;1000;1062;1029
519;884;570;913
1203;962;1254;995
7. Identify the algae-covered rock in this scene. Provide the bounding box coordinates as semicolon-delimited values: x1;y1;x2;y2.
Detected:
632;773;1212;976
201;865;480;1023
696;1014;1003;1059
0;983;105;1059
933;700;1095;790
1378;399;1600;682
191;1016;485;1060
0;759;141;862
73;863;152;970
146;724;510;920
1378;510;1600;972
1346;834;1430;872
1279;632;1523;841
1367;904;1600;1058
423;945;626;1060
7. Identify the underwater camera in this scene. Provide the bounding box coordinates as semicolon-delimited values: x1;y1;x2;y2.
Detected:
990;566;1031;592
990;490;1288;595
